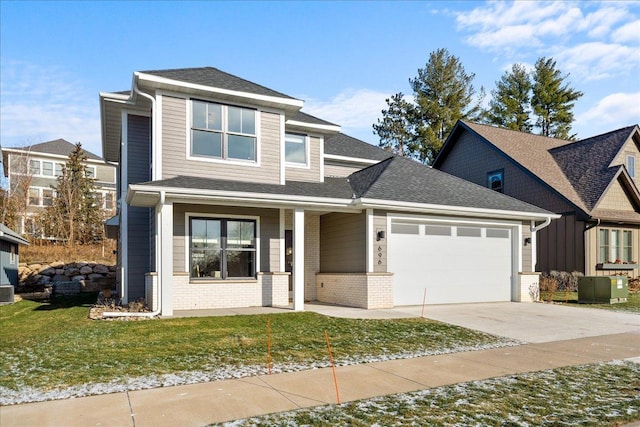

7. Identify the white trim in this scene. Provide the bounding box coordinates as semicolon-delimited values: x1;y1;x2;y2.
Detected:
366;209;374;273
284;133;311;169
531;220;537;271
280;113;286;185
279;209;285;272
293;208;305;311
319;136;325;183
184;212;261;278
323;154;380;165
159;197;173;315
136;72;304;108
155;92;163;181
285;119;341;133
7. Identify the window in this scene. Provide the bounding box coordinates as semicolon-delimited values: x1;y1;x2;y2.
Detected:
54;163;63;177
105;193;114;210
425;225;451;236
29;160;40;175
10;245;16;264
42;189;54;206
28;188;40;205
457;227;481;237
191;100;256;162
599;228;634;263
42;161;53;176
486;228;510;239
190;217;256;279
487;170;504;193
85;166;96;178
627;154;636;177
94;193;104;209
285;133;307;165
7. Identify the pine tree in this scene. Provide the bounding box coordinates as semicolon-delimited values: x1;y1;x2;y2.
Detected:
43;143;102;246
373;93;417;158
486;64;533;132
531;57;583;139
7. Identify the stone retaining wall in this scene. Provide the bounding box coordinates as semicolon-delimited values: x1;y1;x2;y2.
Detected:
18;261;117;292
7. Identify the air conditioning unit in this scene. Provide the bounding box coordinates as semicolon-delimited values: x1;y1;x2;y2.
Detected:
578;276;628;304
0;285;15;304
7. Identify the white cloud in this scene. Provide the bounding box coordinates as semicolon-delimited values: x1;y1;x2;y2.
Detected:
576;92;640;128
302;88;391;133
555;42;639;81
611;19;640;43
0;60;102;155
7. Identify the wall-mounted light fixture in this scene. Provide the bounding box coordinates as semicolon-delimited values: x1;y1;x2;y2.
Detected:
377;230;386;241
524;237;532;246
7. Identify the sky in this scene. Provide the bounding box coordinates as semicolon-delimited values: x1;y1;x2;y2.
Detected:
1;0;639;158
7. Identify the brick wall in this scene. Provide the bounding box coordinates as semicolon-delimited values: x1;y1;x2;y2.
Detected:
316;272;394;309
305;215;320;301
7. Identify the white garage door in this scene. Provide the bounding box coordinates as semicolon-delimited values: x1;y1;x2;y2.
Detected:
389;220;513;305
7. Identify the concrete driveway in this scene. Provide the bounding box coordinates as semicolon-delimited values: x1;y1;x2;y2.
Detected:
307;302;640;343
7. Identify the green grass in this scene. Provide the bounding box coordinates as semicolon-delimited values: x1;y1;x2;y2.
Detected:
540;291;640;314
0;294;508;396
219;361;640;427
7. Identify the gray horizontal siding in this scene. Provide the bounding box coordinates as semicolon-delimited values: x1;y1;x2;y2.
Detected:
320;212;366;272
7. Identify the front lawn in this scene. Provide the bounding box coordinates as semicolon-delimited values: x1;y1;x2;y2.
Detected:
0;294;516;404
540;291;640;314
219;361;640;427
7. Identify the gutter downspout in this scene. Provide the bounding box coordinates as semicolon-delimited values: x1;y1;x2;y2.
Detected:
583;218;600;276
104;82;160;319
531;216;552;233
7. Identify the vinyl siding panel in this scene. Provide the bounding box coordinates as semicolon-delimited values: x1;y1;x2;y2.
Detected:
320;212;366;272
373;210;388;273
522;222;532;272
597;180;636;211
172;204;280;273
537;214;585;273
161;96;281;184
438;131;576;214
285;136;321;182
95;163;116;185
610;135;640;187
126;114;151;300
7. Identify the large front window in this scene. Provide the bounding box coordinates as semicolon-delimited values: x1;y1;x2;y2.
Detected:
190;217;256;279
599;228;634;263
191;100;256;162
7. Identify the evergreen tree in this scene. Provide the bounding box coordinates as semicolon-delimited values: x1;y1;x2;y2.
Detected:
373;48;482;164
486;64;533;132
43;143;102;246
531;57;583;139
373;92;417;158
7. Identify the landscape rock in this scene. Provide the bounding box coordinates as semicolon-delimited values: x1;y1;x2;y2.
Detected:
17;261;117;293
80;266;93;275
93;264;110;274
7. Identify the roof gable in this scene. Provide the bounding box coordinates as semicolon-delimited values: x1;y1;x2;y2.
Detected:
324;133;393;162
12;139;103;160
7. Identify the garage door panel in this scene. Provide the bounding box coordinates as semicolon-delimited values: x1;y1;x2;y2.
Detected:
390;223;513;306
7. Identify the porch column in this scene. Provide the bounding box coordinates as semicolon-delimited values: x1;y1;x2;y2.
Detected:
158;198;173;316
293;208;305;311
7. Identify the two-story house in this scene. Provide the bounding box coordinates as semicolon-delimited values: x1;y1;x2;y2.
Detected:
100;67;557;316
434;120;640;277
2;139;117;239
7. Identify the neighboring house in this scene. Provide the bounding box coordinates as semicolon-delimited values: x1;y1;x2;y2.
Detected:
99;67;556;316
1;139;117;239
434;120;640;277
0;224;29;287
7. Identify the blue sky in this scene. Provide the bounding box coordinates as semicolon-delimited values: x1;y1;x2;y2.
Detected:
1;1;639;157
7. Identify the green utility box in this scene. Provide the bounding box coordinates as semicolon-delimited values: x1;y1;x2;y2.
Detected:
578;276;628;304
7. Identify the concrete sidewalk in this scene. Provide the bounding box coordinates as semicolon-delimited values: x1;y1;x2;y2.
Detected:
2;331;639;427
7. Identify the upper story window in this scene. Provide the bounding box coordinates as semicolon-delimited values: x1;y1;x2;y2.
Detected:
85;166;96;178
285;133;308;165
191;100;257;162
42;161;54;176
29;160;40;175
627;154;635;177
27;159;64;177
487;169;504;193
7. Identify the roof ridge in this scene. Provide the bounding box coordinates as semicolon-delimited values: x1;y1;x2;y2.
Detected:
347;157;394;197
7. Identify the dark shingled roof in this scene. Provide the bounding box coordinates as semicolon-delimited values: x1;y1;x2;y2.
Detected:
137;156;550;215
14;139;103;160
550;126;637;210
140;67;298;100
325;133;393;162
289;111;338;127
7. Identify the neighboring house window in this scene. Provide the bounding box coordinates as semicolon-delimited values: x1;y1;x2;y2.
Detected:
190;217;256;279
28;188;40;205
55;163;63;177
285;133;308;165
599;228;634;263
42;189;54;206
94;193;104;209
85;166;96;178
42;161;54;176
487;170;504;193
29;160;41;175
191;100;257;162
105;193;114;210
627;154;635;177
10;245;16;264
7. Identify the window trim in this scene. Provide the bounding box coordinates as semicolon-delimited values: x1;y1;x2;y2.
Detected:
599;227;635;263
626;154;636;178
487;169;504;193
185;212;260;281
187;99;261;167
284;132;310;168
